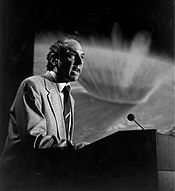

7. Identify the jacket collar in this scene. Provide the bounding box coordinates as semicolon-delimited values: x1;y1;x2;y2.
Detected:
42;71;56;93
42;71;71;93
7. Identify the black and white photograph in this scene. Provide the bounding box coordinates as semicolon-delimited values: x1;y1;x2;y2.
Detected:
0;0;174;191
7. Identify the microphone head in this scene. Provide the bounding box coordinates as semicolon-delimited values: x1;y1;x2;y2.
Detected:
127;113;135;121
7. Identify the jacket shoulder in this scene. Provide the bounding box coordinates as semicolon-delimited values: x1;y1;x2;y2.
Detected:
21;75;44;86
17;75;45;94
23;75;43;83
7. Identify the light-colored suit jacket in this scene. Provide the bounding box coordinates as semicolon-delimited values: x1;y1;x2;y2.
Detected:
1;71;75;167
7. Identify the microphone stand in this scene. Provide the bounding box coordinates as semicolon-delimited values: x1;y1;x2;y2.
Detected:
133;119;144;130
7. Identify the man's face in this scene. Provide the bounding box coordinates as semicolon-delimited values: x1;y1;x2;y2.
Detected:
60;40;85;82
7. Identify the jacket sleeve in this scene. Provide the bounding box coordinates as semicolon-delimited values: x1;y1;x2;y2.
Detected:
14;79;57;149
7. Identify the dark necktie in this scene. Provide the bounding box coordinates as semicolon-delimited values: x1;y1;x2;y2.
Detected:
62;86;71;140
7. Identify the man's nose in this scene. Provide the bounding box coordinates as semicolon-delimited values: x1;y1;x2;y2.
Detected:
75;55;83;66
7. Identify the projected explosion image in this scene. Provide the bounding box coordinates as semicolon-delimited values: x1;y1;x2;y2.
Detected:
34;32;174;143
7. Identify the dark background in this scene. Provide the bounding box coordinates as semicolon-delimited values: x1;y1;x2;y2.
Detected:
33;0;174;56
0;0;174;153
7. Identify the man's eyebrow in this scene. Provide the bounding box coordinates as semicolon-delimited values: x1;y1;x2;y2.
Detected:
76;50;85;54
66;49;76;55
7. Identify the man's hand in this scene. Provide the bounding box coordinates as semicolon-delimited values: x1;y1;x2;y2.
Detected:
52;139;75;151
52;140;90;151
74;142;90;150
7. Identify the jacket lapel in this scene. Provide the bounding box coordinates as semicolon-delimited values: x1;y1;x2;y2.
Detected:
43;72;67;140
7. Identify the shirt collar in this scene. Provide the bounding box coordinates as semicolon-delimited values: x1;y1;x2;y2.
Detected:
49;71;70;92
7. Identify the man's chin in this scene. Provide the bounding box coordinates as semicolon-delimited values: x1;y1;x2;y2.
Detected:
67;75;79;82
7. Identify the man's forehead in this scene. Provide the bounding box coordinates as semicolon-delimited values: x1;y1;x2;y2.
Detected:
66;39;84;52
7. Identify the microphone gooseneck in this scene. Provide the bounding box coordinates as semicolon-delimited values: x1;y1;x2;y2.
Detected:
127;113;144;130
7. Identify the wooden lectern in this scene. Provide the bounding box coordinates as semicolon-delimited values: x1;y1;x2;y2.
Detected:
2;129;174;191
28;129;174;191
72;129;159;191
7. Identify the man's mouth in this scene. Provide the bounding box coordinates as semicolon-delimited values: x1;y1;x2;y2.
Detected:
70;67;81;76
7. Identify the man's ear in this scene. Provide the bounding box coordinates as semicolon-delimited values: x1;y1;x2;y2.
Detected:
51;57;59;66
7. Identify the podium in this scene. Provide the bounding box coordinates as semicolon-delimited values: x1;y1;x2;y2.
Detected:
72;129;159;191
2;129;174;191
29;129;173;191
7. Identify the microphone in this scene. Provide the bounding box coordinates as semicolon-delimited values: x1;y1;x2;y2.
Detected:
127;113;144;130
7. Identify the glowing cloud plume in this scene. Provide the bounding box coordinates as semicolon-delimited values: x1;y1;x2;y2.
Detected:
79;34;172;104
